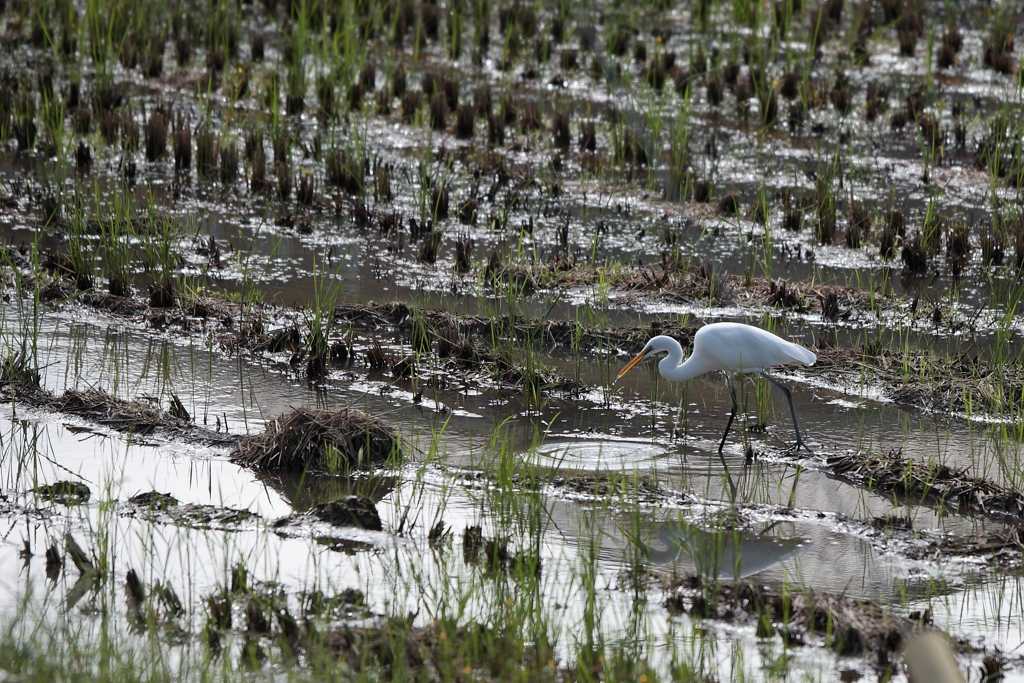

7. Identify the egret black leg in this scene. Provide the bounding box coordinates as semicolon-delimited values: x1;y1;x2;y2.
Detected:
718;377;739;454
759;370;811;452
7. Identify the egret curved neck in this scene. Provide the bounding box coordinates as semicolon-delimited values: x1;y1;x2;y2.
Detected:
660;352;713;382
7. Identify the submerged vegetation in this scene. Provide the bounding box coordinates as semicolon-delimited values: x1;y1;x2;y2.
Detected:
3;0;1024;679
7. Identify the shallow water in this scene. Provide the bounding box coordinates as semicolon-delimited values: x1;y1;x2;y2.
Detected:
1;298;1022;679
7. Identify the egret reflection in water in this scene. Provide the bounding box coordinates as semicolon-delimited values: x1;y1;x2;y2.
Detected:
643;521;812;580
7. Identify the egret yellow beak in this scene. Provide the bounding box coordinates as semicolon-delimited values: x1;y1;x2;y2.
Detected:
616;348;650;380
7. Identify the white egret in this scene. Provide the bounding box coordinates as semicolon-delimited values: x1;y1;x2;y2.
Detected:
616;322;816;452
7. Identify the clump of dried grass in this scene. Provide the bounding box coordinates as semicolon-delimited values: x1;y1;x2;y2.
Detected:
828;446;1024;519
54;388;168;433
233;408;400;472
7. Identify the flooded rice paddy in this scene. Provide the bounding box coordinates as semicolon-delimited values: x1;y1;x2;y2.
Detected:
4;0;1024;680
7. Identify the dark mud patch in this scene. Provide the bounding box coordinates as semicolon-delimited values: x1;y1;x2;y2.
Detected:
121;491;258;531
309;535;377;553
255;471;397;513
31;480;90;505
826;447;1024;521
310;496;383;531
148;295;238;330
664;574;910;665
233;407;401;473
271;507;380;552
124;491;381;551
549;474;669;502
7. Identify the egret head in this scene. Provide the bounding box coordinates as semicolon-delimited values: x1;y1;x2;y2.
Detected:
615;336;685;380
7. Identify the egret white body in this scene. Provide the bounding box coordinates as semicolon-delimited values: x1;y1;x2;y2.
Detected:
617;322;816;452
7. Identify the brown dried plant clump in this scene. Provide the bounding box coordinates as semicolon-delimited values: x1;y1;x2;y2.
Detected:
233;408;401;472
54;388;172;434
827;447;1024;519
